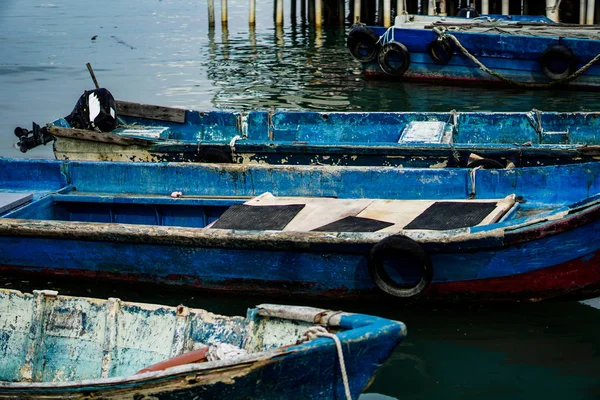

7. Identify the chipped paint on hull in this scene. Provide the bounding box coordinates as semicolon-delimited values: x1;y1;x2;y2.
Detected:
2;158;600;302
0;289;406;399
47;108;600;167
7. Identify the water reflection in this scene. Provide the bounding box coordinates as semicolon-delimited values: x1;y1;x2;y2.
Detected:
203;24;363;110
198;22;600;113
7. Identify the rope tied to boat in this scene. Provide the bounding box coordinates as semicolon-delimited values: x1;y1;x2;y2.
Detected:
229;135;241;153
469;165;483;199
431;26;600;88
377;26;395;45
302;326;352;400
445;109;461;163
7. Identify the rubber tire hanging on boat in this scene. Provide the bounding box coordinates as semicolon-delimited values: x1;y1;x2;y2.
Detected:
539;45;577;81
199;147;234;163
368;235;433;298
377;41;411;76
467;158;505;169
428;37;454;64
347;25;380;63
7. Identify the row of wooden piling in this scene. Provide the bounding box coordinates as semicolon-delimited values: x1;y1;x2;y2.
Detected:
207;0;597;27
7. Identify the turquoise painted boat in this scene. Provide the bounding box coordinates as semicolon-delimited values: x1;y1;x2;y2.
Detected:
2;158;600;302
13;99;600;168
0;288;406;399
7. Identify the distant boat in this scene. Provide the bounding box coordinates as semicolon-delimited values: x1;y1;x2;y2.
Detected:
0;288;405;399
2;158;600;302
14;99;600;167
348;14;600;89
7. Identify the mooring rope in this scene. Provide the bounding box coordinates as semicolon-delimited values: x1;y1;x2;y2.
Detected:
432;26;600;88
469;165;483;198
377;26;395;46
302;326;352;400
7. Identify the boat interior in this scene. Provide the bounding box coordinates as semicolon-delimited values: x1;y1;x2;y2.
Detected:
2;159;599;235
0;190;518;233
109;109;598;147
0;288;346;382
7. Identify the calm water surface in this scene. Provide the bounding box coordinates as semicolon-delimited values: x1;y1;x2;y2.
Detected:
0;1;599;399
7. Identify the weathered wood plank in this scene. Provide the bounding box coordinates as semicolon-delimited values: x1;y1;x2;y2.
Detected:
48;126;153;147
116;100;186;123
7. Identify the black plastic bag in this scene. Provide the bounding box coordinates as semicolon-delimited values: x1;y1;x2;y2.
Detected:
64;88;118;132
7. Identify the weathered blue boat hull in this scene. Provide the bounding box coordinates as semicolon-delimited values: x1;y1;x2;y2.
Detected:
1;158;600;302
46;107;600;167
353;24;600;89
0;290;406;399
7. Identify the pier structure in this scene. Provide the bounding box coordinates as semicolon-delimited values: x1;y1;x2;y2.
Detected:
207;0;599;28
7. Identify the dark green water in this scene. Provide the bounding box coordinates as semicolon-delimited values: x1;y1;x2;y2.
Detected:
1;1;600;398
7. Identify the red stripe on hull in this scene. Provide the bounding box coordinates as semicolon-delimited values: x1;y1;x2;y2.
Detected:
425;252;600;301
1;253;599;302
362;71;600;91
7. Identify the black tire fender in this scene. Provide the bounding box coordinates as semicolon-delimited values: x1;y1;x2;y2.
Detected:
348;25;380;63
467;158;505;169
377;41;411;76
368;235;433;298
428;37;454;64
199;147;234;163
539;45;577;81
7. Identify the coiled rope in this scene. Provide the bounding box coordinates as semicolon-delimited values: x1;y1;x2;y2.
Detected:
432;26;600;88
302;326;352;400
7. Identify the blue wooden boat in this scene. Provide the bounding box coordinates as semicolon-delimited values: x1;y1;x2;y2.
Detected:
14;99;600;167
348;16;600;89
0;288;405;398
1;157;600;302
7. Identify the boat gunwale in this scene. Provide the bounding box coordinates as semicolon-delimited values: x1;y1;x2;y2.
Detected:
0;193;599;252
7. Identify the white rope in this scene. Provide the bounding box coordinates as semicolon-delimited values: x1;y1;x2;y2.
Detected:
229;135;241;153
377;26;395;45
552;0;563;12
302;326;352;400
469;165;482;198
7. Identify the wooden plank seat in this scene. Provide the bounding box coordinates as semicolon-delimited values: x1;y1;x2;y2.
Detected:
209;192;516;232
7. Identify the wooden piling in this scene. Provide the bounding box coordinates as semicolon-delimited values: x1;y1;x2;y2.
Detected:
580;0;587;24
276;0;284;25
428;0;436;15
587;0;595;24
396;0;404;18
315;0;322;27
221;0;228;26
439;0;447;16
291;0;297;25
208;0;215;27
502;0;509;15
383;0;391;26
354;0;361;23
338;0;345;25
249;0;256;25
481;0;489;14
545;0;560;22
301;0;307;24
308;0;315;24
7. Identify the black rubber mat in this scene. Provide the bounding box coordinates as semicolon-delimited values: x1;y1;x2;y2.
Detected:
312;216;394;232
210;204;305;230
404;201;498;230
